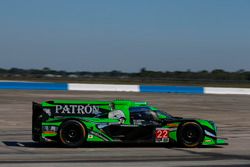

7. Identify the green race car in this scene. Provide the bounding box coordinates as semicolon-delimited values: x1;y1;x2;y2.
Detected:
32;100;227;147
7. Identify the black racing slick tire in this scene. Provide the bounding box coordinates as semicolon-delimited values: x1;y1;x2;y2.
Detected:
177;122;204;148
59;120;86;147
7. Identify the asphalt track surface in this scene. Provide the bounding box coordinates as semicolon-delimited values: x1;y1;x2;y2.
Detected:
0;90;250;167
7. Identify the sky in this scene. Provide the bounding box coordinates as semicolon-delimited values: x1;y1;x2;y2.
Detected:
0;0;249;72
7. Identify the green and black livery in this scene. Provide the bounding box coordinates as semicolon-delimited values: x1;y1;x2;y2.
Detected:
32;100;227;147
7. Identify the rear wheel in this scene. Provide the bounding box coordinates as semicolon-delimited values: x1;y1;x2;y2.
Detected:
59;120;86;147
178;122;204;148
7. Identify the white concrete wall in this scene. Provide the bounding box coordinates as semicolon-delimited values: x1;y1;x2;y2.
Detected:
204;87;250;95
68;83;140;92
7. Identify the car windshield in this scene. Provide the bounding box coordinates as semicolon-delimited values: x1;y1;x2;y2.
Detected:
154;110;173;119
129;107;173;121
129;107;151;113
129;107;157;122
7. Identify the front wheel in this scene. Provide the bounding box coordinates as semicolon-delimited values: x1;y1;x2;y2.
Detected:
178;122;204;148
59;120;86;147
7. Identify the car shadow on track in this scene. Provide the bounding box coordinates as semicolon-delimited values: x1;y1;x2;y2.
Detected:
1;141;223;149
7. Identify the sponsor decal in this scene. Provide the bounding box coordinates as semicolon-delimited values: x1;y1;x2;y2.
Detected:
88;135;94;139
120;124;139;127
155;128;170;143
43;108;51;116
54;104;101;115
42;126;58;135
133;119;144;125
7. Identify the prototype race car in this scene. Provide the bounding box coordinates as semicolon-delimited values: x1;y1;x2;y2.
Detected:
32;100;227;147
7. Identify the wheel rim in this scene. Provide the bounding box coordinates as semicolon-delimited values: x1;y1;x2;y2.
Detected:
180;123;203;146
61;123;83;144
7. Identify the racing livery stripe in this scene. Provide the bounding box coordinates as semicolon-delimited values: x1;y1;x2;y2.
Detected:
202;126;216;139
89;131;111;141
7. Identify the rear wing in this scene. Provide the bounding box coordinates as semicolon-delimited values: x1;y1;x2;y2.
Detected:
32;102;43;141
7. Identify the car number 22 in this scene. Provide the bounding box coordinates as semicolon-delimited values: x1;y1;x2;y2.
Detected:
155;128;169;143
